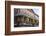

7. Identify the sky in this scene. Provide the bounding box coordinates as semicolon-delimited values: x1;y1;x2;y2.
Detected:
33;9;40;16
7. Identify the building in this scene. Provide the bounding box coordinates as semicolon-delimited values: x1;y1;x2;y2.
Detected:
14;8;39;27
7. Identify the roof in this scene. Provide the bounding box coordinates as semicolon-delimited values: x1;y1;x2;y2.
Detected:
27;9;39;17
